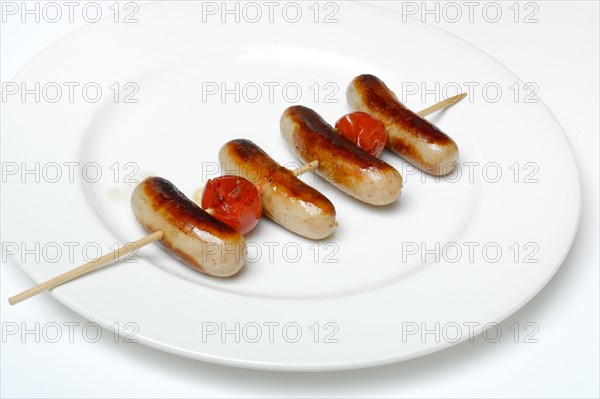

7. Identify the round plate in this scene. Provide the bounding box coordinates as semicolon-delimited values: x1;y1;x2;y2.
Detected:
1;2;580;370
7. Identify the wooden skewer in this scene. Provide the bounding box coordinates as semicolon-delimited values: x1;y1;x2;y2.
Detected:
291;160;319;176
8;231;163;305
9;92;461;306
9;92;462;305
416;92;467;118
10;161;320;305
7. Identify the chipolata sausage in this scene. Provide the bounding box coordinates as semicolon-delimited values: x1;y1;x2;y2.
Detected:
131;176;245;277
280;105;402;206
219;139;337;239
347;74;459;176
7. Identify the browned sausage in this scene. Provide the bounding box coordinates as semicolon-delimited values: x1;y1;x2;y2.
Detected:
347;74;459;176
219;139;337;239
131;176;245;277
280;105;402;206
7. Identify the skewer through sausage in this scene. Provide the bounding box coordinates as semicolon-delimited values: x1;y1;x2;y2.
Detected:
131;176;245;277
219;139;337;239
347;74;459;176
280;105;402;206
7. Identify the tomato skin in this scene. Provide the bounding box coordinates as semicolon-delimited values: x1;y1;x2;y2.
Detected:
201;176;262;235
335;112;387;156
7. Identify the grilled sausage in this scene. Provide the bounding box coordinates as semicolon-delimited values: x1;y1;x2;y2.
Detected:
280;105;402;206
347;74;459;176
219;139;337;239
131;176;245;277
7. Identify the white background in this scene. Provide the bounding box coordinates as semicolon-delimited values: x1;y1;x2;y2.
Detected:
1;1;598;397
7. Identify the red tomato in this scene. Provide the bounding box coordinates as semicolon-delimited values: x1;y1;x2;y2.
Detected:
335;112;387;156
201;176;262;234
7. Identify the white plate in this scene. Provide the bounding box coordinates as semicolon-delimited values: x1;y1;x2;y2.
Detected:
1;2;580;370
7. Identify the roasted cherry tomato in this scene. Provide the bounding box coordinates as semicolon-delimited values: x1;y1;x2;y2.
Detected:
335;111;387;156
201;176;262;234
